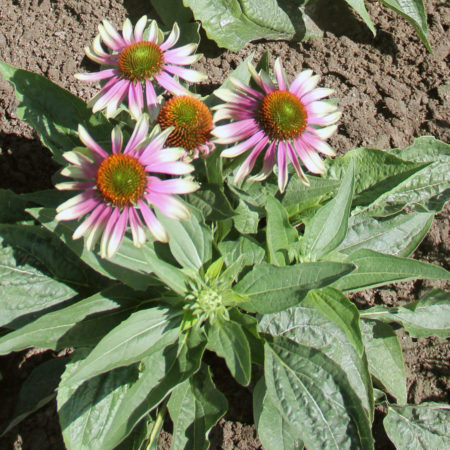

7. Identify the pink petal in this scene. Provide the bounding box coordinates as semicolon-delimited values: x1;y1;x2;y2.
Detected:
293;138;326;174
85;205;112;251
146;161;193;175
111;126;123;154
124;115;149;154
230;77;264;99
159;23;180;51
75;68;118;82
100;207;121;258
92;79;130;114
274;58;286;91
134;16;147;42
147;177;198;195
138;200;168;242
76;126;108;159
145;80;158;108
146;193;190;220
128;82;144;119
105;208;129;257
250;140;277;182
213;119;260;145
72;203;107;240
289;70;313;96
163;65;206;83
56;196;100;221
234;138;267;183
277;141;288;193
154;72;190;96
129;207;147;247
286;141;308;183
220;130;266;158
300;132;335;156
301;88;334;105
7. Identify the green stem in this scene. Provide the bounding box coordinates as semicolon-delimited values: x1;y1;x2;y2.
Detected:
146;399;168;450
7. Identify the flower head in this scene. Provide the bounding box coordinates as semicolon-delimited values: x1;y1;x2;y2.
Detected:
55;115;199;258
76;17;207;119
157;96;215;161
212;58;341;192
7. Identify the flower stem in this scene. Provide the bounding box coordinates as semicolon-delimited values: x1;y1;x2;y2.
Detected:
146;399;168;450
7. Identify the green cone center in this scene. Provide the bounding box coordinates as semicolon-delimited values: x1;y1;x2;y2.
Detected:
96;154;146;206
118;42;164;81
257;90;307;140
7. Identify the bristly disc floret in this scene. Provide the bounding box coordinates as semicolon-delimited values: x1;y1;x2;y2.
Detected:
118;42;164;81
157;96;213;150
257;90;307;140
96;154;147;206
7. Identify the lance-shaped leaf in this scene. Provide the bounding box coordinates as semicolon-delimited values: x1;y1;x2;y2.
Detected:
0;285;148;354
0;60;111;164
168;363;227;450
380;0;431;51
183;0;295;51
360;319;407;404
28;207;189;294
57;349;140;450
344;0;376;35
207;317;251;386
235;261;355;314
265;196;297;266
0;233;77;328
301;160;354;261
156;210;212;270
360;288;450;338
384;403;450;448
253;377;303;450
264;337;373;450
337;212;433;257
326;147;428;212
62;307;183;386
103;328;206;448
260;293;373;419
332;249;450;292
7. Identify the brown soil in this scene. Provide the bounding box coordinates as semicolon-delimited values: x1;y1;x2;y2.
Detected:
0;0;449;449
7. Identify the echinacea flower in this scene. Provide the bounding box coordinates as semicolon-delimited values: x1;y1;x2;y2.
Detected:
156;96;215;161
76;16;207;119
55;115;199;258
212;59;341;192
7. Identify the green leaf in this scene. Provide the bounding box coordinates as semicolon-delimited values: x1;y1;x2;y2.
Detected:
188;185;235;221
0;285;148;354
0;189;32;223
0;223;105;291
282;175;339;213
103;328;206;448
183;0;294;51
0;233;77;328
301;161;354;261
253;377;303;450
303;288;364;355
156;210;212;270
57;349;139;450
62;307;182;386
235;261;355;314
207;317;251;386
344;0;376;35
377;136;450;215
265;196;298;266
264;337;373;450
260;295;373;419
360;288;450;338
380;0;431;51
168;363;227;450
360;320;407;404
326;147;428;213
332;249;450;292
28;207;189;294
151;0;194;25
384;403;450;448
2;357;68;436
233;199;259;234
218;236;265;267
0;60;111;165
337;212;434;257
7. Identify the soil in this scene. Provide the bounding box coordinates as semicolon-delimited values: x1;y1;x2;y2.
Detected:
0;0;449;449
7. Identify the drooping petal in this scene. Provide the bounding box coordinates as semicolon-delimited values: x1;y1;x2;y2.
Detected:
100;207;121;258
154;72;190;96
85;205;112;252
213;119;259;145
220;131;266;158
146;161;193;176
147;193;190;220
160;22;180;51
124;114;149;154
233;137;267;183
56;195;100;221
103;207;129;258
163;65;207;83
128;81;144;119
129;207;147;247
75;68;117;82
285;141;308;184
277;141;289;193
138;200;168;242
72;203;107;240
250;140;277;182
